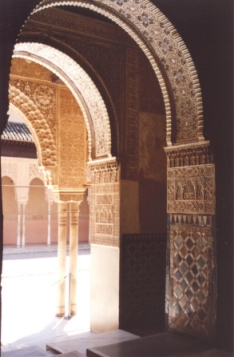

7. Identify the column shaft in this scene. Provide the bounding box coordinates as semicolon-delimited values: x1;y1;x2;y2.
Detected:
17;204;21;247
21;205;26;247
47;204;51;245
69;201;79;316
56;201;67;316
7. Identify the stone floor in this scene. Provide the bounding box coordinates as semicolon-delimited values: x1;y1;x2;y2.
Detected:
86;332;233;357
46;330;139;355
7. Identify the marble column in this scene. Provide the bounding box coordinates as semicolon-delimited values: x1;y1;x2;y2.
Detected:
56;201;68;317
47;203;52;245
17;204;21;247
21;204;26;247
69;201;80;316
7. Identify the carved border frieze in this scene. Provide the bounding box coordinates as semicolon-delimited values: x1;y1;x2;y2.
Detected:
167;164;215;215
166;143;213;168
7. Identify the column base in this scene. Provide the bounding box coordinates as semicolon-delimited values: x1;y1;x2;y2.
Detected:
56;307;65;317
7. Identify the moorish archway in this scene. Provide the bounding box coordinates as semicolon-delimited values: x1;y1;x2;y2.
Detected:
32;0;204;146
11;0;216;340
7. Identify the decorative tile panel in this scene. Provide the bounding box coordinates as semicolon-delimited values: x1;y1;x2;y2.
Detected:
120;233;167;335
168;219;215;339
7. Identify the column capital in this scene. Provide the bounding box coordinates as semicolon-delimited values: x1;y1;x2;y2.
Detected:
52;189;85;203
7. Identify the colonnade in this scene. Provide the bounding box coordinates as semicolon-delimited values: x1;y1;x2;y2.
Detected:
56;196;84;317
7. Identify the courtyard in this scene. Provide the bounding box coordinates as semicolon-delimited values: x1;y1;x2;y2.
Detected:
1;243;90;353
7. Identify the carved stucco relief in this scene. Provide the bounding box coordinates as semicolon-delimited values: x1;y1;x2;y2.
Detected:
29;163;45;183
1;160;18;184
14;43;111;159
10;77;56;140
9;85;57;169
35;0;204;145
167;164;215;215
11;57;53;81
58;87;87;189
165;143;215;215
88;159;120;247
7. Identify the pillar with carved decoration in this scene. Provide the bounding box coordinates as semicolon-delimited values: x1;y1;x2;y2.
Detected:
164;142;216;340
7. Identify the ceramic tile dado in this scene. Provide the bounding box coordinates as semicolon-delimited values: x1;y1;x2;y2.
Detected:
169;220;215;338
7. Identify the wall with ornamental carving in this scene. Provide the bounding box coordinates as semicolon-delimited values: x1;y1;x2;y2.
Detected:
165;143;216;339
89;159;120;247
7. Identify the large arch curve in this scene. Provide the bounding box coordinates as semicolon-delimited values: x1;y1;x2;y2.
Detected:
13;43;112;159
30;0;204;145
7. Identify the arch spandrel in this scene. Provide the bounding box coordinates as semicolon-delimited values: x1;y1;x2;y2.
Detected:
9;87;57;169
32;0;204;145
13;43;112;160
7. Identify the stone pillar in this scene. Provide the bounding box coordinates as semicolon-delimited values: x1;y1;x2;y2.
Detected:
164;142;216;340
88;158;120;333
56;201;67;317
69;201;80;316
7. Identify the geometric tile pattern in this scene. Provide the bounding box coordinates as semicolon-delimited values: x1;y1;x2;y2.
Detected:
120;233;167;335
169;218;215;339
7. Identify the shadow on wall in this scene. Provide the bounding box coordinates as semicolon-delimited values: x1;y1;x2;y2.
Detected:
138;168;167;234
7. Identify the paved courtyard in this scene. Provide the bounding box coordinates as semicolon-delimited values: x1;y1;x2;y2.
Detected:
1;244;90;352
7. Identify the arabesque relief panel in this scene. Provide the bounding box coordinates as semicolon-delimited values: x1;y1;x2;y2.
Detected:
10;59;57;140
58;87;87;189
89;160;120;247
166;144;215;215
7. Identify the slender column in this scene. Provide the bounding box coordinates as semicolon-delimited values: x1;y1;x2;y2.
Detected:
21;204;26;247
17;204;21;247
69;201;79;316
56;201;68;317
87;187;91;243
47;204;51;245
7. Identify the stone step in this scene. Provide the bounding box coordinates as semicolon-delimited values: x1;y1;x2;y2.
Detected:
86;332;216;357
59;352;86;357
2;345;51;357
46;329;139;356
